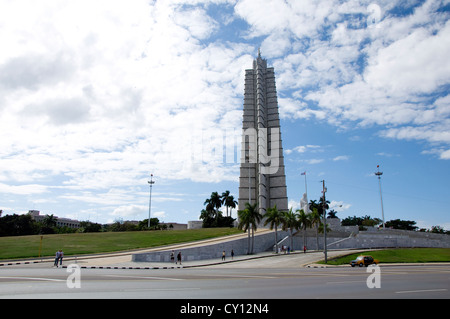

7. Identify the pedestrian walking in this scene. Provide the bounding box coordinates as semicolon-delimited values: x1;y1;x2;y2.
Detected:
231;249;234;260
303;245;307;254
58;249;64;266
170;250;174;263
54;250;60;267
54;249;63;267
222;250;226;261
176;251;182;265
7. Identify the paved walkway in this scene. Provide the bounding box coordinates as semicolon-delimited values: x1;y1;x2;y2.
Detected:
1;248;358;269
3;249;366;269
3;248;447;269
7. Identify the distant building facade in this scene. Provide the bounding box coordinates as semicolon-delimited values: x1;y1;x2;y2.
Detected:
28;210;80;229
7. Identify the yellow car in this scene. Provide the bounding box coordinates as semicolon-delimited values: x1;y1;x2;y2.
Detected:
350;255;379;267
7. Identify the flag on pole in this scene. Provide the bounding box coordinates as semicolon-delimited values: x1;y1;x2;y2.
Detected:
301;171;306;175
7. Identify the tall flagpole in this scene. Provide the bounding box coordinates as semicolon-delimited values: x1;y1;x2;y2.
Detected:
301;171;308;213
304;172;308;203
375;165;385;228
148;174;155;229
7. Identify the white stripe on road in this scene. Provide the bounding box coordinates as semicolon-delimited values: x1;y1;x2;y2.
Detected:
123;287;201;292
0;276;65;282
395;289;448;294
102;274;183;281
193;274;277;279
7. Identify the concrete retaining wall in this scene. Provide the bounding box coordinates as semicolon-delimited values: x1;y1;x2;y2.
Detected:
132;228;450;263
132;230;289;263
293;230;450;251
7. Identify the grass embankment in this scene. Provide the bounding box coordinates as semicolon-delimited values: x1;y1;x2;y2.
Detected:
321;248;450;265
0;228;242;260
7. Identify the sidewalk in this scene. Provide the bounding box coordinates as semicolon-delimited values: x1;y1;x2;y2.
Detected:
1;250;329;269
60;249;360;269
3;248;449;269
61;251;285;269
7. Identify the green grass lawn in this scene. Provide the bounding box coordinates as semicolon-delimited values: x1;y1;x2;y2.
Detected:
321;248;450;265
0;228;242;260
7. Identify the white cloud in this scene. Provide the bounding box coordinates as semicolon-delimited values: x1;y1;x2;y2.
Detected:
329;200;351;212
112;205;147;218
364;21;450;95
152;211;168;220
439;149;450;160
333;155;349;161
0;183;49;195
251;0;450;159
0;0;252;200
288;199;300;211
286;145;322;154
380;122;450;145
304;159;324;165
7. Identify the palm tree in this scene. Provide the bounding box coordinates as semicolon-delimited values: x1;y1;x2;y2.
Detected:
237;202;260;254
210;192;222;212
221;191;238;218
296;208;311;250
318;222;331;234
203;198;214;214
282;207;299;252
228;197;238;218
327;209;338;219
264;205;284;253
43;214;57;228
248;203;262;254
309;200;318;215
318;196;330;217
237;208;252;254
204;192;222;221
310;207;322;250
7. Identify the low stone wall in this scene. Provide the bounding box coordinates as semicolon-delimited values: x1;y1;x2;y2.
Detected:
132;230;289;263
132;228;449;263
293;229;450;251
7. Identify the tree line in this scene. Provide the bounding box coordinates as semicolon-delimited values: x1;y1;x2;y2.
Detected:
236;198;449;254
0;211;168;237
341;215;449;234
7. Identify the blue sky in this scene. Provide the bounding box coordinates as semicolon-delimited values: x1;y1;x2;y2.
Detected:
0;0;449;230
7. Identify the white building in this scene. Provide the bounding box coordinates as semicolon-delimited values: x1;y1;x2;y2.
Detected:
28;210;80;229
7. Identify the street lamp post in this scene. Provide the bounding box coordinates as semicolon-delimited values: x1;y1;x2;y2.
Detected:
322;180;327;264
148;174;155;229
374;165;385;228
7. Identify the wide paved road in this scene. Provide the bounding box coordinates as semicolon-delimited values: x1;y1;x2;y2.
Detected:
0;261;448;299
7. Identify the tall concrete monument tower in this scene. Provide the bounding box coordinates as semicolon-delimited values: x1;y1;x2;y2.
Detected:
238;51;288;218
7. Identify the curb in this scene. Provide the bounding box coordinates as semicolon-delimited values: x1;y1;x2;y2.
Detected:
0;261;41;267
61;265;184;270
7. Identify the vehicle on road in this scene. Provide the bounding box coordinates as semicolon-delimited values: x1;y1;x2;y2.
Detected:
350;255;379;267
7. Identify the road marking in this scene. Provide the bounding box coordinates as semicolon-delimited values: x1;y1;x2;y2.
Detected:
326;280;366;284
0;276;65;282
395;289;448;294
193;274;277;279
123;287;200;292
102;274;183;281
292;272;351;277
222;274;277;279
